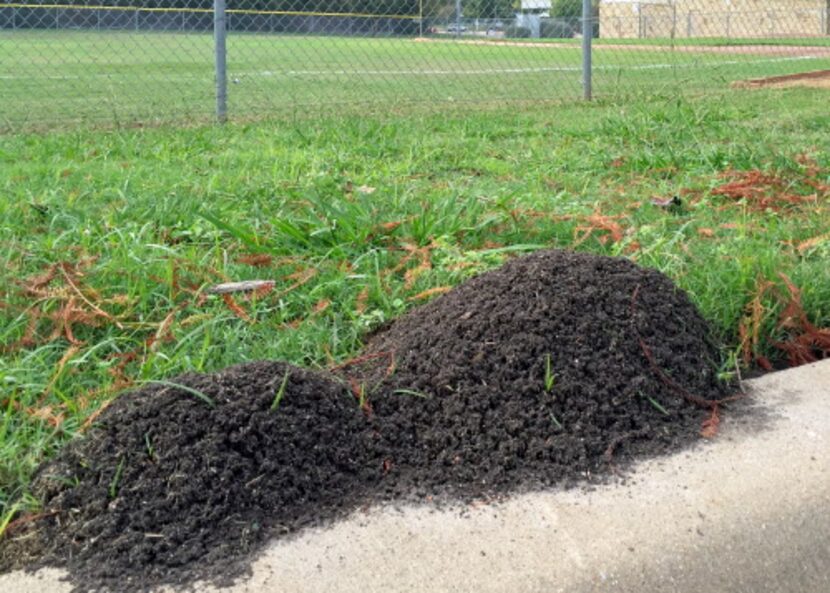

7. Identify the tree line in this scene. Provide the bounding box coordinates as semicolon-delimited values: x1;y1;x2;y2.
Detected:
14;0;585;20
15;0;439;15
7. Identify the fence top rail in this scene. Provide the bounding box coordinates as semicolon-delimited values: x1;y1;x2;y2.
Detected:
0;3;420;20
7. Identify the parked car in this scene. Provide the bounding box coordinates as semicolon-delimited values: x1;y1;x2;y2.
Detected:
447;24;467;33
486;22;505;35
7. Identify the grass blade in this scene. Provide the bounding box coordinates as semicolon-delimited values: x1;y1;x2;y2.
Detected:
271;370;291;411
393;388;432;399
198;210;269;253
646;395;670;416
108;456;125;499
143;380;215;408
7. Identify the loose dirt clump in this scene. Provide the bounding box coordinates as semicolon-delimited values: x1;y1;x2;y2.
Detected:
0;249;735;592
354;249;732;495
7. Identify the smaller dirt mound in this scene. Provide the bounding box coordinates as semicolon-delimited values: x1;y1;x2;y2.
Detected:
356;249;732;495
0;362;380;591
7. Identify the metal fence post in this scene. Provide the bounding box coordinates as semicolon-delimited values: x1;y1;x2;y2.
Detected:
214;0;228;123
581;0;592;100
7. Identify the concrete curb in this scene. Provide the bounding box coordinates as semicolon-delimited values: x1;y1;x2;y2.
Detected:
3;360;829;593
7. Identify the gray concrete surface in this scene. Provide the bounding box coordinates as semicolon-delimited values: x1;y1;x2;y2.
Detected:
3;360;829;593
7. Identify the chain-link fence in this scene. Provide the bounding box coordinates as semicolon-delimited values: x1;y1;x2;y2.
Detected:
1;0;829;131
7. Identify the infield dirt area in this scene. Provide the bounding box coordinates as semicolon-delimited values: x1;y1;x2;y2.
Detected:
733;68;830;89
414;38;830;58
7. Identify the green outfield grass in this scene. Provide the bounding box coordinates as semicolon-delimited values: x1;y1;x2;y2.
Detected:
2;29;830;129
564;36;830;47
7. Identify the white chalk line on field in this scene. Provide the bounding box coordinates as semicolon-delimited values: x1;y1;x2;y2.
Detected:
0;55;821;81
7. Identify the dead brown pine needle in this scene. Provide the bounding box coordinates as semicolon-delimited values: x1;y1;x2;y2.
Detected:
221;294;253;323
700;405;721;439
329;350;395;372
59;263;124;330
2;510;61;538
409;286;452;301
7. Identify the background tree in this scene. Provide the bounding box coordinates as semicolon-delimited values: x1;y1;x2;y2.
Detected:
550;0;581;19
463;0;515;20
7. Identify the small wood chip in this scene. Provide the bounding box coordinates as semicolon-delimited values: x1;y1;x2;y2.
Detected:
205;280;275;295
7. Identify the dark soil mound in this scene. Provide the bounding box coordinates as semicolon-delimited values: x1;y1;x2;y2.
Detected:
356;249;731;495
0;249;734;592
0;362;381;591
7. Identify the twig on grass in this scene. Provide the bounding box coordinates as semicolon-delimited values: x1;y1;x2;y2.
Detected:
205;280;276;294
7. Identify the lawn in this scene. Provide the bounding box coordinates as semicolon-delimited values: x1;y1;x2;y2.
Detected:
0;85;829;530
2;29;830;129
564;36;830;47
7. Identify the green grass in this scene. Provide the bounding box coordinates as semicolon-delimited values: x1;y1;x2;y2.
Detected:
544;353;556;393
564;36;830;47
108;456;125;499
2;30;830;130
1;86;829;530
142;379;216;408
270;370;291;411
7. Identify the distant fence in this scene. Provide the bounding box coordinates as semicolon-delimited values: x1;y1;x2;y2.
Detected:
1;0;829;132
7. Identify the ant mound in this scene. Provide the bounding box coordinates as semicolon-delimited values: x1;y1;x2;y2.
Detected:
0;362;380;592
357;249;733;496
1;249;734;592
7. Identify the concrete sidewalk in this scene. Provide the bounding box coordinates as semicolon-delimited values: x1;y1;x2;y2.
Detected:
3;360;829;593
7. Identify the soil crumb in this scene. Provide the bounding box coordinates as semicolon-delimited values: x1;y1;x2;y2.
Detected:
0;249;735;592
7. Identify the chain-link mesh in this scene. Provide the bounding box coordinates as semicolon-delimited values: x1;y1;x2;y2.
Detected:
1;0;829;130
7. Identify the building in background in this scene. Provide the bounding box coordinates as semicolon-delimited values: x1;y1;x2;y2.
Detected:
599;0;830;39
516;0;552;37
